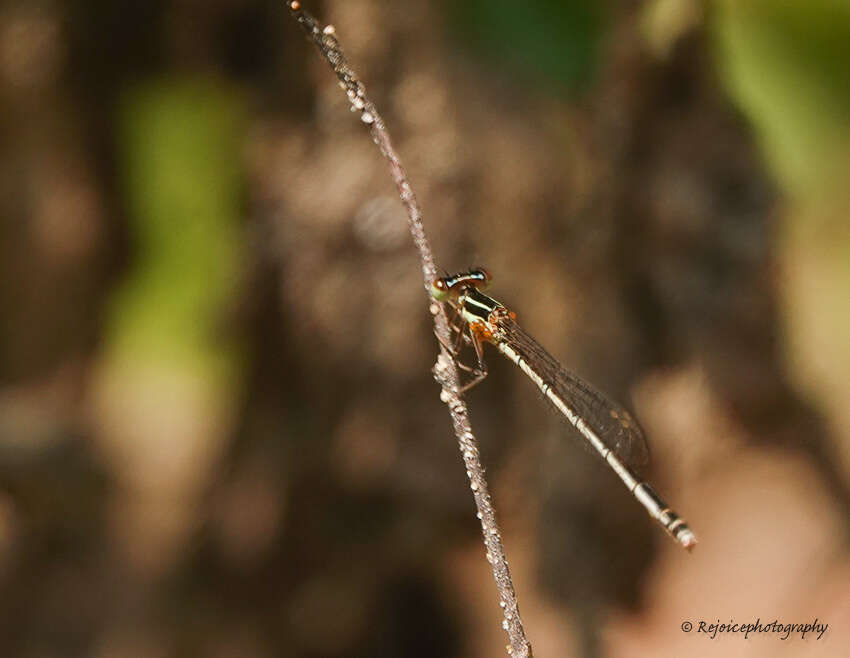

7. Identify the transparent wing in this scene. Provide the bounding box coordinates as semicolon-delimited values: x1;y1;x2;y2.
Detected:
497;315;650;468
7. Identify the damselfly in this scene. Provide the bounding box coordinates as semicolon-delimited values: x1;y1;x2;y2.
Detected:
432;269;697;551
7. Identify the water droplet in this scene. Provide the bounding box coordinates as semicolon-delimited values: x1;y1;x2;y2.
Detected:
439;390;450;403
477;512;483;520
360;111;374;124
499;600;507;608
323;24;336;35
502;620;509;630
352;96;365;109
470;481;479;491
429;302;440;316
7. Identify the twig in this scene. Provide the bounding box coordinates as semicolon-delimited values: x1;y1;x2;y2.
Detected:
286;2;533;656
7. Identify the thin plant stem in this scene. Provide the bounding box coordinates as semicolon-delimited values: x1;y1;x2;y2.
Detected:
286;2;533;656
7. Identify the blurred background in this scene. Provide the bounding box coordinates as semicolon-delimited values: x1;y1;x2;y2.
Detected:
0;0;848;656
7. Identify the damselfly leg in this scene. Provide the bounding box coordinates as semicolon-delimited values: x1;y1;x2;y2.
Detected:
436;301;489;392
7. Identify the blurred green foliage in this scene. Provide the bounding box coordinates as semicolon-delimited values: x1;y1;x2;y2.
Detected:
450;0;850;203
713;0;850;438
109;79;245;379
714;0;850;200
447;0;606;91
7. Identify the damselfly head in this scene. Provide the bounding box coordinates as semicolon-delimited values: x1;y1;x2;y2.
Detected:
432;268;492;301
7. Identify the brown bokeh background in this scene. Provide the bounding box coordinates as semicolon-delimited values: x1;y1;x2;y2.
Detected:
0;0;848;656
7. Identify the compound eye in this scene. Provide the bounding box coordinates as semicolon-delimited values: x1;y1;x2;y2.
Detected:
431;278;450;301
477;267;492;288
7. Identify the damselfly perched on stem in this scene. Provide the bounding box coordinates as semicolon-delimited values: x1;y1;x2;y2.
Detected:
432;269;697;551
